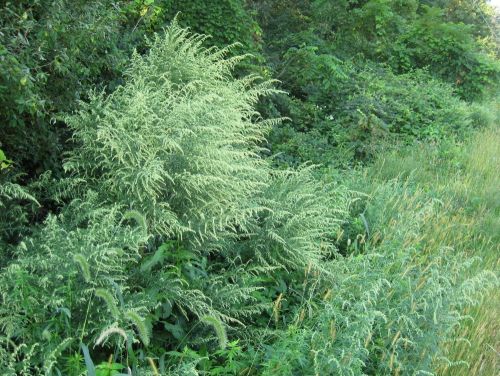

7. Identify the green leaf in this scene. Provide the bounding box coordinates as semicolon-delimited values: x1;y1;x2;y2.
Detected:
0;148;12;170
140;242;170;272
96;362;124;371
164;322;184;340
81;343;96;376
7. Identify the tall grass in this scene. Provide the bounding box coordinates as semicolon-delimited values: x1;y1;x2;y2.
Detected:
361;125;499;375
438;127;499;376
255;124;499;375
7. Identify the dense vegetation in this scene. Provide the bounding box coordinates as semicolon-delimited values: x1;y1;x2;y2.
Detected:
0;1;498;375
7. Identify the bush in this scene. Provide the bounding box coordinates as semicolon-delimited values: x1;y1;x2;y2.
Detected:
160;0;265;71
390;6;500;101
0;22;350;373
0;0;138;177
270;61;473;168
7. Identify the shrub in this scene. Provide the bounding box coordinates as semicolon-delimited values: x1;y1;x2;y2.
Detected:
1;5;496;374
64;22;277;246
390;6;500;101
0;0;138;177
0;21;350;373
270;61;473;168
0;179;39;263
163;0;261;48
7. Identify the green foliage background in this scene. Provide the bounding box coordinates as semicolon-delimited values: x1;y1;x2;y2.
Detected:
0;0;498;374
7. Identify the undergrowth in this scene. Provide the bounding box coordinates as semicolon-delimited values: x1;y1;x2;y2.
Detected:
0;19;497;376
351;124;500;375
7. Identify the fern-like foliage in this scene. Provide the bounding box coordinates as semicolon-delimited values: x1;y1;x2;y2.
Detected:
260;179;498;376
0;6;497;375
0;20;352;373
0;15;495;376
64;19;281;250
0;181;39;264
239;166;350;270
0;195;147;361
